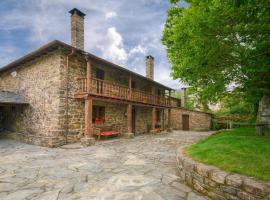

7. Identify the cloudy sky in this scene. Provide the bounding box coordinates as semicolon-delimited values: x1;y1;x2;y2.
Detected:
0;0;187;89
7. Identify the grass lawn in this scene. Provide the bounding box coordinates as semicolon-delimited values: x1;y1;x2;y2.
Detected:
186;127;270;181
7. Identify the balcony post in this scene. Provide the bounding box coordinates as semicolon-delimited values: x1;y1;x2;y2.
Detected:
127;104;132;133
81;96;95;146
162;109;165;130
168;90;172;131
151;107;156;131
86;56;92;93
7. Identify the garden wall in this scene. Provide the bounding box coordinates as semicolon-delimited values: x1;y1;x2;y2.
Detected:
176;147;270;200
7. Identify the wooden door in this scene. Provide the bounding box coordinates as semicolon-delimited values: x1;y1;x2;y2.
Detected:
182;114;189;130
132;108;136;134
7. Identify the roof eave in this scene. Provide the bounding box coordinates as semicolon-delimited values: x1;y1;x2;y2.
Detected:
0;40;174;91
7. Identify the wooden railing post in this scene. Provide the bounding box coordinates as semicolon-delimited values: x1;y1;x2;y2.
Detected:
129;75;132;100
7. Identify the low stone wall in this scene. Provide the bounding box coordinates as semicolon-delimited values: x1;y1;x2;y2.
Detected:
0;131;66;147
176;147;270;200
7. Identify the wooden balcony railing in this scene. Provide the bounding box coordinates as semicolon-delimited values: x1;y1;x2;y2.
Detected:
76;77;179;107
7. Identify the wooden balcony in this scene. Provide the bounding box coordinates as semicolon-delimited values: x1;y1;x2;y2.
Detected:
75;77;180;107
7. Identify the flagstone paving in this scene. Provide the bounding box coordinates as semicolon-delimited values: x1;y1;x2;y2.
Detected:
0;130;213;200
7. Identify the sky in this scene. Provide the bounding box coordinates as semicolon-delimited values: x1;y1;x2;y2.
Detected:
0;0;187;89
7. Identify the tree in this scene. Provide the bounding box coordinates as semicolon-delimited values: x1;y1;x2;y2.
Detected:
162;0;270;133
215;91;255;121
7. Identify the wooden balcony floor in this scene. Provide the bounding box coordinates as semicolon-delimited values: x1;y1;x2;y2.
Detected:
74;92;172;108
75;77;180;108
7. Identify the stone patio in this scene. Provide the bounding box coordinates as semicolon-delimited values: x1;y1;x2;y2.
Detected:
0;130;213;200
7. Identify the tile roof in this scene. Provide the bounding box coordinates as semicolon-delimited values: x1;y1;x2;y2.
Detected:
0;40;174;90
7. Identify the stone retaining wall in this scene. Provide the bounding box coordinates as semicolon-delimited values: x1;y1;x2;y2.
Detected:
176;147;270;200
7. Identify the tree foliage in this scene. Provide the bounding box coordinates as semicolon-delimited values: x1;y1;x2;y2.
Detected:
162;0;270;109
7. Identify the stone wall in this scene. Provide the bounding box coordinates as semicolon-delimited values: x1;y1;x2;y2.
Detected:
171;108;211;131
176;147;270;200
58;53;86;143
135;106;153;134
256;95;270;135
0;50;65;147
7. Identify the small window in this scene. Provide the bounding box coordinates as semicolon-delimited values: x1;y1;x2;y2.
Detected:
96;68;104;80
93;106;105;124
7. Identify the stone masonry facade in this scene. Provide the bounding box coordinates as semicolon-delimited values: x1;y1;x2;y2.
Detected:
0;50;65;147
0;47;212;147
176;147;270;200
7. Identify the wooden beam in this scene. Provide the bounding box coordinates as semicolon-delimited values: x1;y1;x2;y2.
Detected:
127;104;132;133
151;107;156;130
91;97;169;109
85;97;93;137
168;108;171;129
162;109;165;130
168;90;171;129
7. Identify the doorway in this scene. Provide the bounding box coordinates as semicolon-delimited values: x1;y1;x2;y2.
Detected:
132;108;136;133
182;114;189;130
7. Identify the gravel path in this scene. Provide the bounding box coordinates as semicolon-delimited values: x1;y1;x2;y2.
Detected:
0;130;212;200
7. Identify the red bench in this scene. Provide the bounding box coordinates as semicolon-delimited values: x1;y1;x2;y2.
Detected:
154;128;161;132
93;124;120;140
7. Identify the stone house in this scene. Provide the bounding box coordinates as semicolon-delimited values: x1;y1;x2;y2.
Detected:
0;8;211;147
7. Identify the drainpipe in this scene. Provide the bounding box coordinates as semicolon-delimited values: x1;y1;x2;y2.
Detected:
65;48;75;144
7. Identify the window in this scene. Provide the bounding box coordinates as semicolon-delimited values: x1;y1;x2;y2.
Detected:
93;106;105;124
96;68;104;80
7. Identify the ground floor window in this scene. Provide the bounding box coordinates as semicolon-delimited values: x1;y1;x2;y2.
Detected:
93;106;105;124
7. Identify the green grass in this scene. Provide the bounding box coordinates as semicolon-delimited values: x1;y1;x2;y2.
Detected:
186;127;270;181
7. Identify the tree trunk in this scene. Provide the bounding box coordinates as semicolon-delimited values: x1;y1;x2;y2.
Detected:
256;95;270;136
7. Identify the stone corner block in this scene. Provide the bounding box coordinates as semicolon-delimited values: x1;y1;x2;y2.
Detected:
210;170;229;184
195;163;216;178
122;132;134;139
80;137;95;146
226;174;244;188
166;128;173;132
150;130;158;134
243;177;269;197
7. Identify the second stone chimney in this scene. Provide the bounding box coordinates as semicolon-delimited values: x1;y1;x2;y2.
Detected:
181;88;187;108
69;8;86;50
146;55;154;80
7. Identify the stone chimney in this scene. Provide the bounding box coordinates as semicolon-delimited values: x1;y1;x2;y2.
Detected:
146;55;154;80
69;8;86;50
181;88;187;108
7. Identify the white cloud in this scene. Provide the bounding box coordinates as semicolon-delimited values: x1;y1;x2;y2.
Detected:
101;27;128;63
0;0;184;89
129;45;146;56
105;11;117;20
